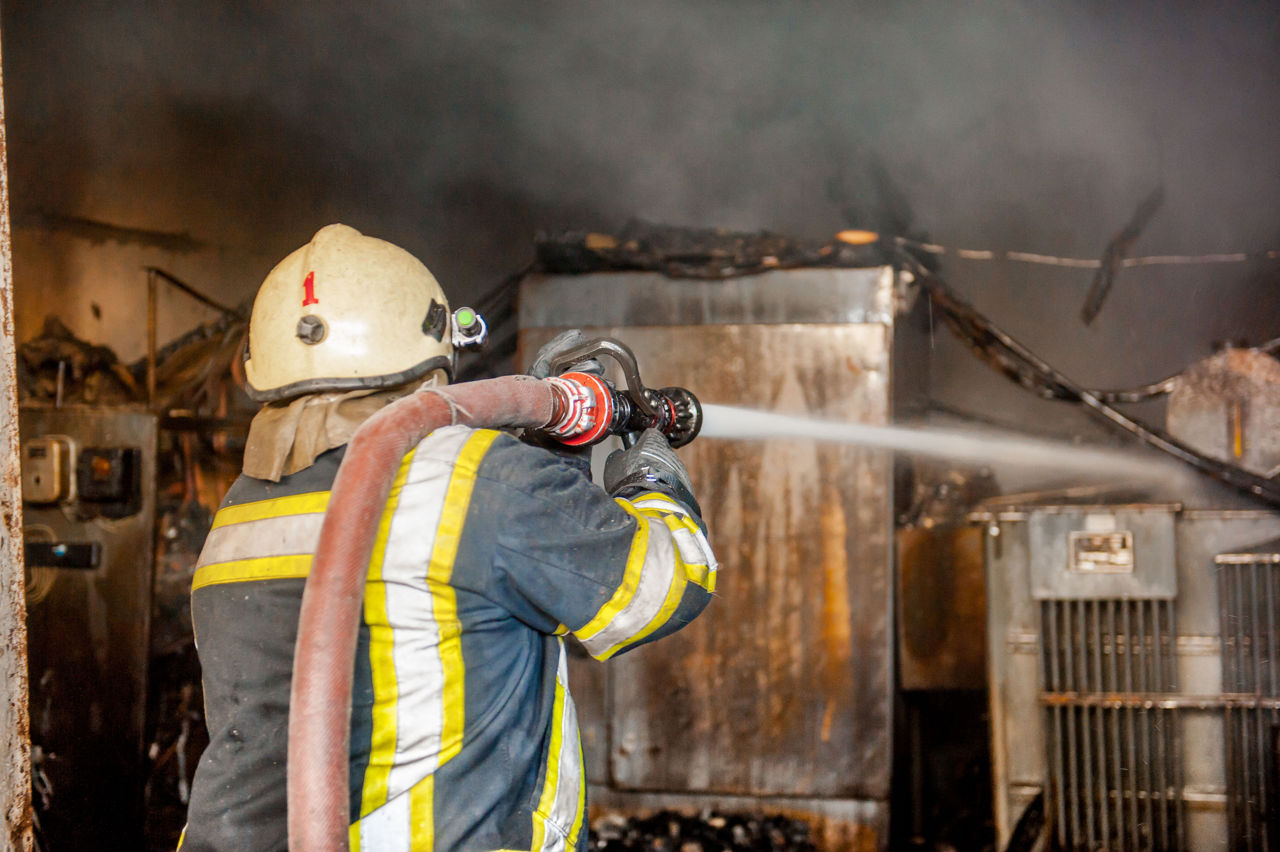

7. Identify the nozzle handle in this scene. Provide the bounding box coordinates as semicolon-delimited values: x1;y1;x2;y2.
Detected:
547;338;657;418
541;336;701;449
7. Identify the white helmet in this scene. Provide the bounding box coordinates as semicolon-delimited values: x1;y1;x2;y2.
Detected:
244;224;482;402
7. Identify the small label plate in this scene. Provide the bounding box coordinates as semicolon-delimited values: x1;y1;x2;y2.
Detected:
1069;530;1134;574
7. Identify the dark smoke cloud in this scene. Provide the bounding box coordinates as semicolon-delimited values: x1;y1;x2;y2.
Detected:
9;2;1280;255
4;0;1280;448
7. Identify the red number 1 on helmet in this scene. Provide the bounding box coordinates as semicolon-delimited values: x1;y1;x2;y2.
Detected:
302;271;318;306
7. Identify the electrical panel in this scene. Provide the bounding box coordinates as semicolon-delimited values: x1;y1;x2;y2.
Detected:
76;446;142;516
20;435;75;504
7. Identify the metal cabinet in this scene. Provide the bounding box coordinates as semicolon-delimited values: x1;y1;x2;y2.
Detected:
520;266;919;849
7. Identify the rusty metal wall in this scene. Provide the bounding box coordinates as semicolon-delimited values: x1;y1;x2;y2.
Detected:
0;35;33;852
520;267;902;849
1166;349;1280;478
609;324;892;798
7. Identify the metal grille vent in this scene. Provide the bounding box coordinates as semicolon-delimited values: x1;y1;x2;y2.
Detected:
1040;599;1186;851
1217;559;1280;852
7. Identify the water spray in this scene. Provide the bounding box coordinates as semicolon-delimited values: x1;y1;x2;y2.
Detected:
699;403;1187;489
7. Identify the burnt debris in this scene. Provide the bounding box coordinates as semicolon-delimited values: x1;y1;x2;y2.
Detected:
18;315;138;404
590;810;817;852
536;220;890;280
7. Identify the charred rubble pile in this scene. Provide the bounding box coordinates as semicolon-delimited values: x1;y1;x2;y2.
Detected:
17;315;139;403
17;311;249;410
534;219;892;280
590;810;817;852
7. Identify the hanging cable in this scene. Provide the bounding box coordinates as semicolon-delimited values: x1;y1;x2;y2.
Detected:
896;237;1280;270
895;251;1280;506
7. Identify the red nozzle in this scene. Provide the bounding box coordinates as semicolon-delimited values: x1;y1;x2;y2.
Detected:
544;372;615;446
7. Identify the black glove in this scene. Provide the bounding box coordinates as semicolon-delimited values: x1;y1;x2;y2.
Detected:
523;329;602;477
603;428;700;516
527;329;604;379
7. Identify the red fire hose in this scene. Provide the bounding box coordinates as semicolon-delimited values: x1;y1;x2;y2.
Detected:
287;375;559;851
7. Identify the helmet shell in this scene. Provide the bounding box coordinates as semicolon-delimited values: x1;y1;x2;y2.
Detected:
244;224;453;402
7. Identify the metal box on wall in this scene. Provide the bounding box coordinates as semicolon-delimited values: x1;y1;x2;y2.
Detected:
519;266;921;848
1026;505;1178;601
20;405;157;850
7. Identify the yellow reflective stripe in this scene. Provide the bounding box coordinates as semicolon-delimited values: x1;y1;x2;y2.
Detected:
359;450;417;817
660;513;714;592
574;499;650;641
191;554;312;590
430;429;499;764
210;490;330;530
348;821;361;852
409;774;434;852
686;561;712;591
568;738;587;849
177;825;186;849
597;508;717;658
633;504;713;592
530;674;567;852
599;521;689;659
629;490;711;583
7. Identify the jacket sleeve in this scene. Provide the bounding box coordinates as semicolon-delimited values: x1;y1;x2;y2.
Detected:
457;432;717;660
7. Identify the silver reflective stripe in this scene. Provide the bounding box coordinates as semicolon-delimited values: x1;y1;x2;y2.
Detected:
195;511;325;568
630;496;689;516
356;789;411;852
381;426;473;800
539;644;583;852
629;496;717;572
671;525;713;569
580;519;677;657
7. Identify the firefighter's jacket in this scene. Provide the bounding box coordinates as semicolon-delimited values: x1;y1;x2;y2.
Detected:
181;426;716;852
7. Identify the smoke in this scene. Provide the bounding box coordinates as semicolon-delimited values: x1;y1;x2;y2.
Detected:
11;2;1280;254
4;0;1280;429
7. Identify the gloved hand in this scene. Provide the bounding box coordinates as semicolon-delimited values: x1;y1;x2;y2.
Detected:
523;329;602;477
527;329;604;379
603;428;700;515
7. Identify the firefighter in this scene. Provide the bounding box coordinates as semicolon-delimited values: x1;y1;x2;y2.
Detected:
179;224;716;852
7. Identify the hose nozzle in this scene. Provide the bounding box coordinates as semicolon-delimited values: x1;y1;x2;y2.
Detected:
539;339;702;448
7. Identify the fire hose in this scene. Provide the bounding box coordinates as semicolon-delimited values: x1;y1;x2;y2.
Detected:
287;340;700;851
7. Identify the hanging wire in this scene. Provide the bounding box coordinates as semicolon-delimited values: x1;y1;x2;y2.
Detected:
896;236;1279;270
894;250;1280;506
